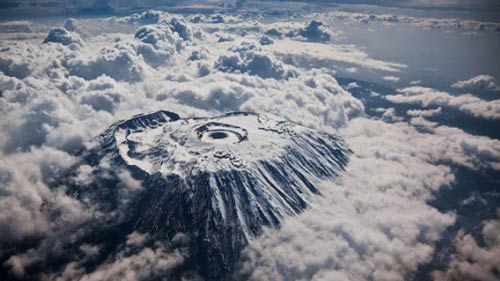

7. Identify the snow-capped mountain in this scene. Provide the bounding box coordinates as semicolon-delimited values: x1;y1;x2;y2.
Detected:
67;110;350;279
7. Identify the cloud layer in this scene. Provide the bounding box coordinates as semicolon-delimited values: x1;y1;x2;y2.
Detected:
432;210;500;281
386;86;500;120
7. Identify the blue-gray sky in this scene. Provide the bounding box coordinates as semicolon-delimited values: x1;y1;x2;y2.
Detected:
2;0;500;11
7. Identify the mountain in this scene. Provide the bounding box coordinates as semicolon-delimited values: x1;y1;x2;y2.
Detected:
61;111;351;280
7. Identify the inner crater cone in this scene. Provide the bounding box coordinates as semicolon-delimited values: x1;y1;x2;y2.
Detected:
209;132;229;139
196;121;247;144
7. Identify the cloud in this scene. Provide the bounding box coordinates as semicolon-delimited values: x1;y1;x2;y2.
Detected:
215;42;298;80
325;11;500;33
43;27;83;47
383;76;400;83
0;54;31;79
378;107;404;122
0;146;81;242
238;116;499;280
409;116;438;128
80;90;121;113
0;20;33;33
44;240;187;281
407;107;442;117
259;35;273;45
126;231;149;247
66;44;146;82
345;82;360;90
118;170;142;191
297;20;334;42
238;117;458;281
432;210;500;281
323;0;500;10
386;86;500;120
452;74;500;92
267;39;406;72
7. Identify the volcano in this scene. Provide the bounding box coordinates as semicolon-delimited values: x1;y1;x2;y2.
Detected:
60;110;350;280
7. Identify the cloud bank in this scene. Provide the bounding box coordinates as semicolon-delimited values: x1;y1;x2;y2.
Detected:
432;210;500;281
386;86;500;120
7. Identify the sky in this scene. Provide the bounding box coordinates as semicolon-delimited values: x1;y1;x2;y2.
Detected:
1;0;500;12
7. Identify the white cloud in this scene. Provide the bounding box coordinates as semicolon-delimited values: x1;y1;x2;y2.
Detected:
47;243;186;281
67;44;146;82
263;20;338;43
410;116;438;128
452;74;500;92
268;39;406;73
407;107;442;117
432;210;500;281
379;107;404;122
386;86;500;120
43;27;83;47
345;82;359;90
325;11;500;33
0;146;86;242
118;170;142;191
239;117;458;281
126;231;149;247
239;116;499;280
215;42;298;80
0;20;34;33
383;76;400;83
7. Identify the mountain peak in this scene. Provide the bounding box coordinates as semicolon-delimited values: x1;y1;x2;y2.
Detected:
71;110;350;279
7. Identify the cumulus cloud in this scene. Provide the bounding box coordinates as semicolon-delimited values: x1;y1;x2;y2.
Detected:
386;86;500;120
432;210;500;281
238;117;458;281
294;20;336;42
215;42;298;80
452;74;500;92
46;239;187;281
239;116;499;280
0;147;81;242
252;19;338;43
43;27;83;47
67;44;146;82
325;11;500;33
